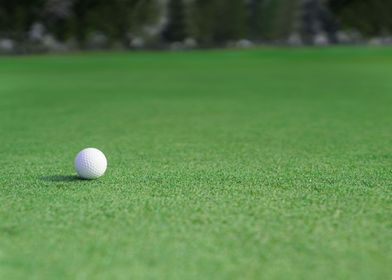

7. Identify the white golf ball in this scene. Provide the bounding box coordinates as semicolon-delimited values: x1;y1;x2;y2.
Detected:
74;148;107;179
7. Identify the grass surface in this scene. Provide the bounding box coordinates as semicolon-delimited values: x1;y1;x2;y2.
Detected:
0;47;391;279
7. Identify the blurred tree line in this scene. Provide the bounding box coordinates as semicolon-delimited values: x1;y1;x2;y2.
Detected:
0;0;159;47
0;0;391;51
329;0;392;36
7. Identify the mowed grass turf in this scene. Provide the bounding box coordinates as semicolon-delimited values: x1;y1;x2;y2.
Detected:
0;47;391;279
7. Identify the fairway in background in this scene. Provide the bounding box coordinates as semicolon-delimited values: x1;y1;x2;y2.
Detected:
0;47;391;279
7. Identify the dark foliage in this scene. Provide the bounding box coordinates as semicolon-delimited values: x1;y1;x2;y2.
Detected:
329;0;392;36
0;0;391;51
190;0;247;46
0;0;159;47
301;0;339;44
162;0;187;42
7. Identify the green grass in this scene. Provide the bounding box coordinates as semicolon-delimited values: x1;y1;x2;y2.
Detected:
0;47;391;280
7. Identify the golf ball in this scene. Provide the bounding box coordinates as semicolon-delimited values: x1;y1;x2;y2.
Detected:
74;148;107;179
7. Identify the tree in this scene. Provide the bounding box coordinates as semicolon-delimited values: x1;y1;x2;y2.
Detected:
70;0;159;47
300;0;338;44
246;0;263;40
162;0;187;42
43;0;73;41
190;0;247;46
71;0;97;45
257;0;300;41
0;0;45;40
329;0;392;36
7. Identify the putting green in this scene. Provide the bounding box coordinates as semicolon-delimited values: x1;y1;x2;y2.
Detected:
0;47;391;279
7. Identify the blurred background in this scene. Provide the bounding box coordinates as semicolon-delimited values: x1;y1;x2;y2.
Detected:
0;0;391;54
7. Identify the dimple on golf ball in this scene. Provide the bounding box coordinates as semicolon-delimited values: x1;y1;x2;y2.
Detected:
74;148;107;179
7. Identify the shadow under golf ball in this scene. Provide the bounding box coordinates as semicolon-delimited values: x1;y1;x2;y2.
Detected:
41;175;83;182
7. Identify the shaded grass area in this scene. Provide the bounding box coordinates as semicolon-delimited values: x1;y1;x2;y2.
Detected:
0;47;391;279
